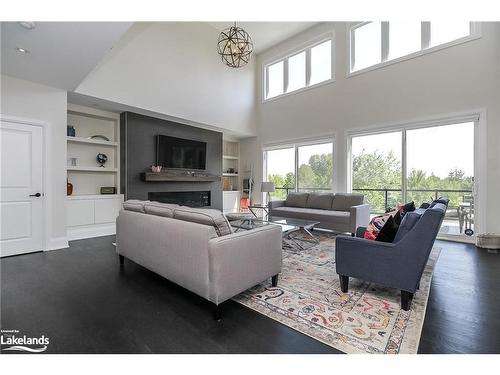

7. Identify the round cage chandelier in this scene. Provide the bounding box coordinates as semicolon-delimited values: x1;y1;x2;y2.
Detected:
217;23;253;68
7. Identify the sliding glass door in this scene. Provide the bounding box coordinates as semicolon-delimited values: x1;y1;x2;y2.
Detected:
406;122;474;237
297;143;333;192
350;121;476;240
351;131;403;214
264;147;295;201
263;140;333;200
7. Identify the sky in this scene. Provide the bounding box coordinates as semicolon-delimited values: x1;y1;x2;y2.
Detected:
352;122;474;178
265;122;474;180
266;143;333;177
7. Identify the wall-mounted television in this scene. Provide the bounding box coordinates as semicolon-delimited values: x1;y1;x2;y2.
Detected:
156;135;207;170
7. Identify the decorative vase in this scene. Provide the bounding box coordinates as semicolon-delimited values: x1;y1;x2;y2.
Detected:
67;180;73;196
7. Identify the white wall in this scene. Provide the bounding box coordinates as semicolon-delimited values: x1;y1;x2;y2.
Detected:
241;22;500;233
1;75;68;249
76;22;257;137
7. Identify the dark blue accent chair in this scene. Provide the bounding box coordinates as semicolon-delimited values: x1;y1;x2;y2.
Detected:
335;200;448;310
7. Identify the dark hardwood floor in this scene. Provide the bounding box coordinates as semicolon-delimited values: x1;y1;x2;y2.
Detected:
1;236;499;353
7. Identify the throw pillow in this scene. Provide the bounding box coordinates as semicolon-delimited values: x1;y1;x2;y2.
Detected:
363;209;397;240
375;215;399;243
394;210;402;225
401;201;415;214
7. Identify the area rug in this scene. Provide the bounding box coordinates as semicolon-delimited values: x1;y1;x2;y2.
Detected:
233;232;440;354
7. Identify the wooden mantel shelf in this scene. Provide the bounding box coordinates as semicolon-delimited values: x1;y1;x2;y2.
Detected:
142;171;221;182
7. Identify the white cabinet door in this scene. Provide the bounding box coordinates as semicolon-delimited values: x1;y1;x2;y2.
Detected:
0;120;44;257
223;191;240;213
67;199;94;227
94;198;121;224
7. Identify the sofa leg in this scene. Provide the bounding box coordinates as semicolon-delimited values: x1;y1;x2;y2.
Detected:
119;254;124;266
271;274;279;287
213;304;222;321
339;275;349;293
401;290;414;311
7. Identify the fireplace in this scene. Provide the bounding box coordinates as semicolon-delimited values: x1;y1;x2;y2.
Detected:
148;191;211;207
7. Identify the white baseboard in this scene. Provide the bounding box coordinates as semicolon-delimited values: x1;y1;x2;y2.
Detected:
46;236;69;251
67;223;116;241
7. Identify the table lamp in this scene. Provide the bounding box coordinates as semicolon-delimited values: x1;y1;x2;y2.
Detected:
261;181;275;205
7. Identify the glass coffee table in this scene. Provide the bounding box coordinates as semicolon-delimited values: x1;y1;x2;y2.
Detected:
230;216;320;250
268;216;320;249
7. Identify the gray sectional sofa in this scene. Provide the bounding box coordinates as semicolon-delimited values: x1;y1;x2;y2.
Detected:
116;200;282;319
268;192;370;235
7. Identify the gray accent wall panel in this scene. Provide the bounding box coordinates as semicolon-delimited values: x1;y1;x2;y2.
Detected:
120;112;223;210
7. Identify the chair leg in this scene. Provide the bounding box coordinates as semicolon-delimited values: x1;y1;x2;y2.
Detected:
339;275;349;293
119;254;124;266
213;303;222;321
401;290;414;311
271;274;279;287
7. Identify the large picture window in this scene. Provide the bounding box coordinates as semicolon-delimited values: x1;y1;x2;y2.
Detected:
264;37;333;101
263;140;334;200
350;21;474;73
350;120;476;240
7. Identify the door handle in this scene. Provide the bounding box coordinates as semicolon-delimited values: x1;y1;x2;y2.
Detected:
29;193;41;197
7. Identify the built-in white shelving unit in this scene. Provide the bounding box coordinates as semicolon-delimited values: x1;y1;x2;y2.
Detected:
222;139;241;213
66;103;123;240
67;136;119;147
66;104;120;196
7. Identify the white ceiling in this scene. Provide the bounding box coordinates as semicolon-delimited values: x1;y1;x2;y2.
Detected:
1;22;316;92
1;22;133;90
207;22;318;53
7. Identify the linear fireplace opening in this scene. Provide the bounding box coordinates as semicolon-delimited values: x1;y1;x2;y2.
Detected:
148;191;211;207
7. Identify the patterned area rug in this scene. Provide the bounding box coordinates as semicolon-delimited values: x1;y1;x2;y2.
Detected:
233;232;440;354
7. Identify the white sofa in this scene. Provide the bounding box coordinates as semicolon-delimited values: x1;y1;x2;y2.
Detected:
116;200;282;319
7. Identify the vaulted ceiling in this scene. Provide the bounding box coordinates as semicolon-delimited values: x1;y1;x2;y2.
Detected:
1;22;318;91
1;22;133;90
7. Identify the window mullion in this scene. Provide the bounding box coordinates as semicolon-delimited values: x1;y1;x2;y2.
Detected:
283;58;289;94
421;22;431;50
402;130;408;204
305;48;311;86
381;21;390;62
350;25;356;72
294;145;299;192
265;66;269;99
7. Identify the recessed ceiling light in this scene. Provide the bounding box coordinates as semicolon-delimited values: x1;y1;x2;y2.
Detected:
18;22;36;30
16;47;30;54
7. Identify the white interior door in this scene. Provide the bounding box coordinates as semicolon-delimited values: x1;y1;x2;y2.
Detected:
0;120;44;257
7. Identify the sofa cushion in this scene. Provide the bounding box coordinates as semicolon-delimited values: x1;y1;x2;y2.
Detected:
144;202;179;218
271;206;350;224
173;207;232;236
331;193;364;211
285;192;309;208
123;199;149;213
306;193;334;210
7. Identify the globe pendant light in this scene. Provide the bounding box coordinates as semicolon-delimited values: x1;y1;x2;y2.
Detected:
217;22;253;68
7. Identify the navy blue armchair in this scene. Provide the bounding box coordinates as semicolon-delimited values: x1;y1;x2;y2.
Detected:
335;202;448;310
